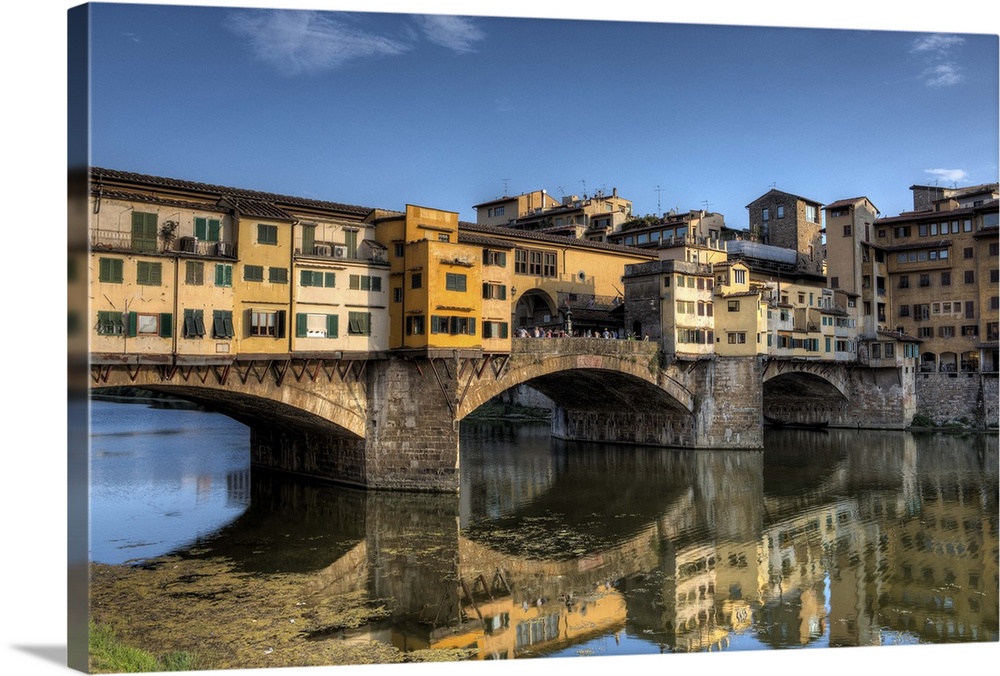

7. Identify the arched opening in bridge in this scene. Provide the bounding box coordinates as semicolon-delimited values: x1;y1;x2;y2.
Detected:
514;289;557;330
762;371;847;427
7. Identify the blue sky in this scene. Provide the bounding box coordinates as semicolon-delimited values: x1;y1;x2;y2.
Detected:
82;1;998;227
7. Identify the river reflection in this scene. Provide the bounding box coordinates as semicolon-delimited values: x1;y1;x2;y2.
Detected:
89;403;999;665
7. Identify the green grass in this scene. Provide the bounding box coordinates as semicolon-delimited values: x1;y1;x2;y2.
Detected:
89;622;199;673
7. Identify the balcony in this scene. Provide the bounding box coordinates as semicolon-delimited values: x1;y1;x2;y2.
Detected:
89;229;236;258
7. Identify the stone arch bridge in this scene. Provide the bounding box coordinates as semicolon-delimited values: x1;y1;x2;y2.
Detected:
90;340;912;491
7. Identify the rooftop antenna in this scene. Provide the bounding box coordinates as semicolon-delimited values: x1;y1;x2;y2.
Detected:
502;178;511;196
557;185;566;196
701;200;712;212
654;185;665;215
580;179;587;198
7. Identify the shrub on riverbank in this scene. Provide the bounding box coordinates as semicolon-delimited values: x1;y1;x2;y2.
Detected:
89;622;198;673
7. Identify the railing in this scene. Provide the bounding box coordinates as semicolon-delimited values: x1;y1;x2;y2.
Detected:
90;229;237;258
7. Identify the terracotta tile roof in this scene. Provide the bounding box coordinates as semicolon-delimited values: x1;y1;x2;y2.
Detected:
221;196;295;221
459;222;657;257
876;199;997;225
823;197;875;211
881;239;952;252
877;329;921;342
90;167;375;216
457;232;516;249
92;187;229;214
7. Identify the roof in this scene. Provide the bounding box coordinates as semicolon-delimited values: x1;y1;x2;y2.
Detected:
92;187;230;214
90;167;376;217
745;188;823;209
459;221;657;257
875;199;998;225
457;232;516;249
882;238;952;252
221;196;295;222
823;196;877;212
877;329;921;343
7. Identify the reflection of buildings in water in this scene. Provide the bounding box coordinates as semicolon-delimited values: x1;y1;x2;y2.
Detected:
881;473;999;643
225;468;251;507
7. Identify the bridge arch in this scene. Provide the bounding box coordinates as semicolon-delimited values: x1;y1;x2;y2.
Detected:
455;340;694;421
91;360;368;439
513;288;558;329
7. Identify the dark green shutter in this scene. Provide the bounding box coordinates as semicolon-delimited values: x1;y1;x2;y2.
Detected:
159;313;172;338
296;313;308;338
208;219;220;242
325;272;335;287
327;314;338;338
131;212;158;252
194;217;206;240
300;270;312;286
127;312;137;337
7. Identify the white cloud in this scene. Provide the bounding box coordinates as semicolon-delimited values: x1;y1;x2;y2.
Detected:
924;168;968;184
414;15;485;54
910;34;965;55
921;64;964;87
226;10;410;76
910;33;966;87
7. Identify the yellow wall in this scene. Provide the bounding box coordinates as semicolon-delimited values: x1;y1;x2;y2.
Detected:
234;217;294;354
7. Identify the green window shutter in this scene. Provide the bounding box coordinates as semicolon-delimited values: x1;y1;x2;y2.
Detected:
127;312;138;337
350;274;360;290
216;264;225;286
302;225;316;253
327;314;338;338
500;322;508;339
296;313;308;338
194;217;207;240
131;212;158;252
159;313;172;338
194;311;206;337
151;263;161;286
300;270;312;287
469;318;476;335
208;219;220;242
325;272;335;287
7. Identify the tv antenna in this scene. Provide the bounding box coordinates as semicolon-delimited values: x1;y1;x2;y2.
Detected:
701;200;712;212
580;179;587;197
654;185;665;214
557;185;566;196
502;178;511;196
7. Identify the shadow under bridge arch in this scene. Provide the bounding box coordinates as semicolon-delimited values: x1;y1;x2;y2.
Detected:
520;368;693;416
762;366;849;426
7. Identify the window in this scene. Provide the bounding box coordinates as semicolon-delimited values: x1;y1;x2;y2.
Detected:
136;261;162;286
965;270;975;284
482;282;507;300
830;276;839;288
215;264;233;287
194;217;221;242
257;224;278;245
939;326;955;338
727;300;740;312
394;243;405;257
350;274;382;291
777;206;785;218
131;211;158;252
762;208;769;222
96;311;124;335
488;205;505;218
843;224;852;236
249;309;286;337
430;315;476;335
962;325;979;337
185;261;204;285
899;275;909;289
301;224;316;253
411;272;422;289
919;224;928;237
183;309;206;338
348;311;372;336
344;230;358;257
130;312;172;338
964;301;975;320
941;271;951;287
528;250;543;275
483;249;507;266
899;305;910;317
445;273;467;292
392;287;402;303
884;343;895;358
514;249;528;274
212;310;234;338
543;252;557;277
98;257;123;283
269;267;288;284
733;269;746;284
964;219;973;232
482;321;509;339
895;226;911;238
919;274;930;287
296;313;338;338
806;205;817;222
244;265;264;282
991;242;999;256
992;269;1000;283
992;296;1000;311
964;247;974;259
728;332;747;344
405;315;424;335
300;270;335;287
918;327;933;338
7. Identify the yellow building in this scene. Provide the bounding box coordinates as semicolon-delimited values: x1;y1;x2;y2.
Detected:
712;261;766;356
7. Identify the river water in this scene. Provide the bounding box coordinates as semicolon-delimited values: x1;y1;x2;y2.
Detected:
87;398;998;666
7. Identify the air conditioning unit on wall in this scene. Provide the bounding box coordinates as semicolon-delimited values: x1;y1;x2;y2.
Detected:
313;244;332;257
333;245;346;258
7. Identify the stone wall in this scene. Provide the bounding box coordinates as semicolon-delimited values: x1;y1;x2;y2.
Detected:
250;427;368;487
690;356;764;448
914;371;999;427
364;357;461;491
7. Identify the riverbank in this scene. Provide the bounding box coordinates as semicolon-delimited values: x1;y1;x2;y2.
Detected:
89;556;473;671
